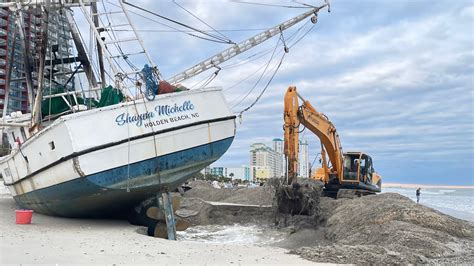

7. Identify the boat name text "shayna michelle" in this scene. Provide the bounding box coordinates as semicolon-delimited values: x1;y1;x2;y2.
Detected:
115;101;196;127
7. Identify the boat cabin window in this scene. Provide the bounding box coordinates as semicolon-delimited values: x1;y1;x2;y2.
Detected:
49;141;55;150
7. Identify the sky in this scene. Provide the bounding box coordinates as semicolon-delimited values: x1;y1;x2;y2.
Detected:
77;0;473;185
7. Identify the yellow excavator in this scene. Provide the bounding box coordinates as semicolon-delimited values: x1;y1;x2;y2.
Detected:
283;86;382;196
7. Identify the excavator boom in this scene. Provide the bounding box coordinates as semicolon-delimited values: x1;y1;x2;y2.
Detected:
284;86;343;185
283;87;300;185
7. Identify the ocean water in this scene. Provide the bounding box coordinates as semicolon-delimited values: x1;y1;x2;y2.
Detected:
383;187;474;222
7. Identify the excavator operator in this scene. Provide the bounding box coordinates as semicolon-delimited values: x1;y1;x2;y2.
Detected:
351;159;359;172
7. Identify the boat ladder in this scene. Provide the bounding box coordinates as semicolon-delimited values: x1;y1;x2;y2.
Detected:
77;0;158;92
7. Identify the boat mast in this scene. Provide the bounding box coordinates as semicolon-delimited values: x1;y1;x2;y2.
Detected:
90;1;106;86
64;10;98;89
166;2;330;85
30;6;50;130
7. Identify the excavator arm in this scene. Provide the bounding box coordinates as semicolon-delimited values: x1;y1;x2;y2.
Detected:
284;86;344;185
283;87;300;185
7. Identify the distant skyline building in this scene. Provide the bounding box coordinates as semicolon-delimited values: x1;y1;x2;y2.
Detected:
226;166;251;181
249;143;283;181
252;137;310;179
209;166;251;181
272;138;283;154
272;138;285;177
299;139;309;178
0;5;74;115
209;167;225;177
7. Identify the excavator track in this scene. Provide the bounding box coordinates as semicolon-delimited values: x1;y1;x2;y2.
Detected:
336;189;375;199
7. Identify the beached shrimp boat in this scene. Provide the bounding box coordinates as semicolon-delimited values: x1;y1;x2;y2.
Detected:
1;88;235;217
0;0;328;217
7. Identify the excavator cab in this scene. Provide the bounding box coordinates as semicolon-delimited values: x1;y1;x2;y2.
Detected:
341;152;381;192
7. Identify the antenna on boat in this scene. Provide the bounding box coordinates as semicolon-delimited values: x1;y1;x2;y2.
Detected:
90;2;106;86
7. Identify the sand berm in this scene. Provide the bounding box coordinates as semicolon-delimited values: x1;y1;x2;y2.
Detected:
179;180;474;264
1;179;473;264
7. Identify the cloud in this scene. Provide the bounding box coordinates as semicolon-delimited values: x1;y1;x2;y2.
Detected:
207;0;473;184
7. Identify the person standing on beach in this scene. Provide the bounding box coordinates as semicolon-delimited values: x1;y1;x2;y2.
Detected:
416;188;421;203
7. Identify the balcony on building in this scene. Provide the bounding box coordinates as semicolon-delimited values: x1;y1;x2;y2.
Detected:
0;78;5;85
0;18;7;27
0;38;6;46
49;25;58;34
0;58;5;66
0;9;8;17
0;28;7;37
0;68;5;76
0;48;6;56
9;93;23;101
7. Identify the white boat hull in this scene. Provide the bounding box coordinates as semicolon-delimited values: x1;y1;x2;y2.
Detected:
0;88;235;217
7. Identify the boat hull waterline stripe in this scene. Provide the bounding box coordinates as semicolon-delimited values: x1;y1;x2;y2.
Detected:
13;137;234;217
4;115;236;186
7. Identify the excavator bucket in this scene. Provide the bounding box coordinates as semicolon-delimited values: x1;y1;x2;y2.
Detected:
274;180;323;216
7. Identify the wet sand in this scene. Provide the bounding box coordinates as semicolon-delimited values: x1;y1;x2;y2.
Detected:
0;196;314;265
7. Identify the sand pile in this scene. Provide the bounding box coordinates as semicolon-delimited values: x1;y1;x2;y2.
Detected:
178;180;473;263
183;180;274;205
174;180;275;226
291;193;474;264
177;197;273;226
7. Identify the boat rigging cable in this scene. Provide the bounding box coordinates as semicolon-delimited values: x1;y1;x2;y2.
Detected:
93;4;131;78
228;17;311;103
112;28;269;33
172;0;232;43
176;22;305;90
228;0;310;9
232;16;318;116
237;51;286;117
105;0;239;40
231;36;283;109
95;0;161;99
122;0;234;44
104;1;142;73
100;1;139;73
225;19;311;94
59;12;88;103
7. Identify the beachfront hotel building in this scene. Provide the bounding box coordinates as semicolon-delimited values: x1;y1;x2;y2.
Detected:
249;143;283;182
0;4;74;115
271;137;310;178
272;138;285;177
